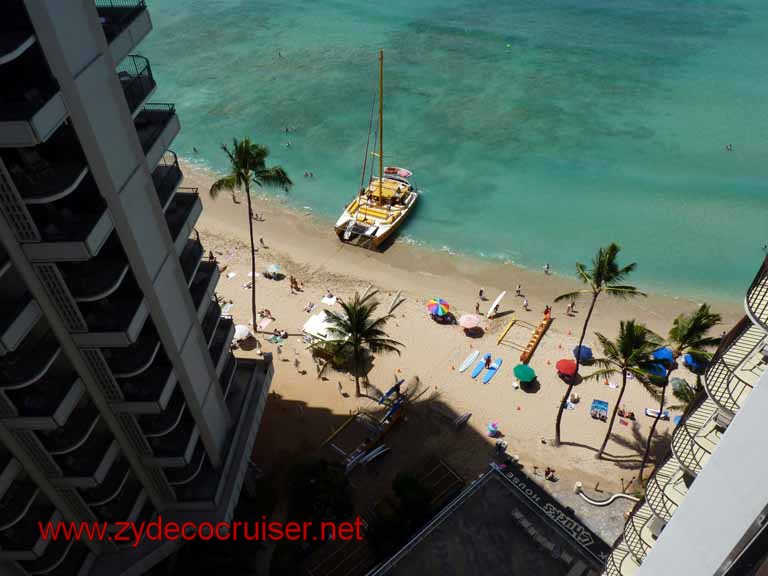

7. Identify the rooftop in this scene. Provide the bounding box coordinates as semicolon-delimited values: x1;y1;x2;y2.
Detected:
368;464;610;576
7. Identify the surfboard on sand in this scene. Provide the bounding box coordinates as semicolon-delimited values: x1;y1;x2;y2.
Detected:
482;358;503;384
471;354;491;378
459;350;479;373
487;291;507;318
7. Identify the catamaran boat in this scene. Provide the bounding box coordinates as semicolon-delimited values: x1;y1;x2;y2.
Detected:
335;50;419;250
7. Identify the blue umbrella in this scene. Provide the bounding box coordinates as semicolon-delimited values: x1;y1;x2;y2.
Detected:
573;345;593;362
652;347;674;364
645;363;668;379
683;353;705;372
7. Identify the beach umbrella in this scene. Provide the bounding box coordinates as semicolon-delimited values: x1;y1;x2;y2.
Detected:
652;347;674;364
555;359;577;376
458;314;480;329
683;353;705;372
573;345;593;362
234;324;251;342
267;263;281;274
645;362;668;379
513;364;536;382
427;298;450;317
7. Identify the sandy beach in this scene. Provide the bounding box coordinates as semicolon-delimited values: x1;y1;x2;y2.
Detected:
182;159;742;525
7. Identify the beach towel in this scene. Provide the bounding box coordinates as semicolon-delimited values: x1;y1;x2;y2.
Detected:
322;295;337;306
257;317;273;331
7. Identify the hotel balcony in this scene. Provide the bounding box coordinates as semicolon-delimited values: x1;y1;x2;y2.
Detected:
0;123;89;204
705;315;767;415
137;387;185;437
623;500;660;565
219;354;238;400
74;273;149;348
0;34;67;147
190;261;220;322
604;541;639;576
152;150;183;211
1;352;83;430
43;412;119;487
670;395;723;476
746;256;768;331
134;103;180;168
112;345;176;414
23;173;112;262
169;448;217;503
147;411;199;467
96;0;152;64
58;232;130;303
0;1;34;66
18;540;92;576
0;464;41;559
179;235;204;284
0;488;57;561
0;260;41;355
645;456;690;523
166;188;202;255
102;320;160;378
91;474;145;526
201;300;222;345
117;55;156;116
210;316;235;376
0;321;61;397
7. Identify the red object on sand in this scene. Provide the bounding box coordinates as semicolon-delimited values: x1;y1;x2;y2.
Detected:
555;359;578;376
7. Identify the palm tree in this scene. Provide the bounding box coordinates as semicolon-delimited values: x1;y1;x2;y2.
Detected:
553;243;646;445
668;377;703;411
210;138;292;329
639;304;721;484
585;321;662;459
314;291;403;397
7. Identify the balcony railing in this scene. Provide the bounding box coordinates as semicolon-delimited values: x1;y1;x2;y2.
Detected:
165;442;206;487
746;256;768;330
96;0;147;42
37;398;99;455
0;324;60;388
179;236;204;284
0;1;34;66
138;387;185;437
152;150;182;211
0;123;89;204
117;347;175;407
704;316;766;414
78;456;130;507
103;320;160;377
165;188;200;241
51;418;115;480
91;474;142;523
0;43;60;122
623;499;654;565
210;316;234;372
190;261;219;313
116;55;156;114
0;492;55;557
219;354;237;399
134;103;176;154
671;395;721;476
147;412;196;460
58;232;130;303
77;273;146;337
202;300;222;345
35;543;90;576
645;457;681;523
172;452;217;502
3;353;81;424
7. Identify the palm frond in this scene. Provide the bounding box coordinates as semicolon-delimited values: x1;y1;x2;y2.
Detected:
209;174;238;199
554;289;591;303
255;166;293;192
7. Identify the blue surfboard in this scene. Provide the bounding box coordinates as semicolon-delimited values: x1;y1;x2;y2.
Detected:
471;353;491;379
482;358;503;384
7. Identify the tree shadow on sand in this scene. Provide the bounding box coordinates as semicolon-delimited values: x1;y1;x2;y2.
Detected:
603;422;673;470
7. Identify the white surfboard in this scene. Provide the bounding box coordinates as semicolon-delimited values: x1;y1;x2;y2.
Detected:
459;350;479;372
487;291;507;318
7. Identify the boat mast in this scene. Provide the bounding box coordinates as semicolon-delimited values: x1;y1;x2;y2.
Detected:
378;48;383;198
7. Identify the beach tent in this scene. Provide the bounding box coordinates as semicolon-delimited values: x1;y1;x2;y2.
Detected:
573;345;593;362
302;310;336;342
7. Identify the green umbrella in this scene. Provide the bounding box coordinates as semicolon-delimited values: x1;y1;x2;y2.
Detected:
514;364;536;382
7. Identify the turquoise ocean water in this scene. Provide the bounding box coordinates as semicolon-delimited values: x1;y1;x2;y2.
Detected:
141;0;768;301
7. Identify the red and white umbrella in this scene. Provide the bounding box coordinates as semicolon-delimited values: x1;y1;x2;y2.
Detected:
459;314;481;329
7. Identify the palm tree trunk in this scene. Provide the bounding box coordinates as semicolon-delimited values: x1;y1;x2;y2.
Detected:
555;292;599;446
640;383;667;485
598;369;627;459
353;347;361;397
244;182;257;331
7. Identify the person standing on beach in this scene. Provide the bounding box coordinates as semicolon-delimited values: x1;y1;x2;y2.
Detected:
515;284;521;296
543;263;551;275
475;302;480;314
479;288;485;300
523;298;530;311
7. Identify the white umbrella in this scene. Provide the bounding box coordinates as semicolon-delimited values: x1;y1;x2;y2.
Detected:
234;324;251;342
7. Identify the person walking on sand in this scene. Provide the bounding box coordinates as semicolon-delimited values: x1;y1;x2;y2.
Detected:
543;263;551;275
515;284;521;296
259;237;266;248
475;302;480;314
523;298;530;311
479;288;485;300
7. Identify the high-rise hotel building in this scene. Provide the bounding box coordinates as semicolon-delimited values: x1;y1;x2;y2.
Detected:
603;257;768;575
0;1;273;574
